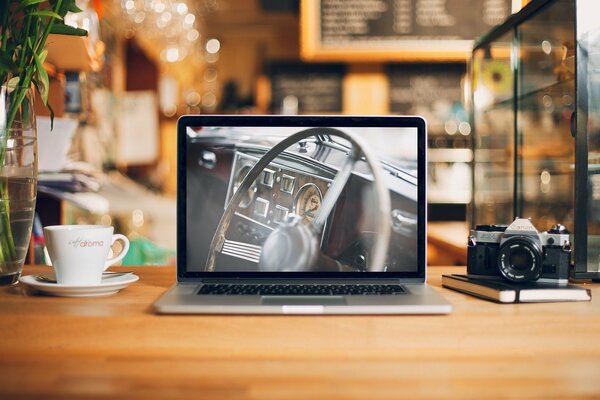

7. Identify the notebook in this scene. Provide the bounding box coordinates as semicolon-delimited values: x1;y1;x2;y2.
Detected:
442;274;591;303
154;115;452;314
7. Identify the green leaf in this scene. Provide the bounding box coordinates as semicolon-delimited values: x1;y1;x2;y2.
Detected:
31;41;49;104
17;0;46;10
38;49;48;64
66;1;83;14
28;10;63;20
49;23;88;36
31;78;44;101
50;0;82;18
32;78;55;130
36;72;49;106
48;102;55;130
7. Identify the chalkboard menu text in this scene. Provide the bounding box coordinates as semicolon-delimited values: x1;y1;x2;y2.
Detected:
268;63;344;114
302;0;512;61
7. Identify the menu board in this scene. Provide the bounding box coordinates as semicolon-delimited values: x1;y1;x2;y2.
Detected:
301;0;513;61
388;63;467;134
268;63;344;114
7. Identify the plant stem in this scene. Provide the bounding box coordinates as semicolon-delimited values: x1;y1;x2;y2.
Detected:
36;0;63;56
1;0;80;269
0;181;17;263
0;4;8;53
0;84;31;265
19;13;34;71
0;76;35;267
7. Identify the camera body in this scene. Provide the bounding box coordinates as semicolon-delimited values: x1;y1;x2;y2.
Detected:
467;218;571;284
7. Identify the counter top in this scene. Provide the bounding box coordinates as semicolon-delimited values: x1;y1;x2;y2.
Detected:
1;265;599;399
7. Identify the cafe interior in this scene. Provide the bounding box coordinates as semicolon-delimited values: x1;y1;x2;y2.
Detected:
2;0;600;398
26;0;599;271
33;0;513;267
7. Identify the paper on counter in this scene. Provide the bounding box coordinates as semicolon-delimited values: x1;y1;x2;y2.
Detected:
37;116;79;172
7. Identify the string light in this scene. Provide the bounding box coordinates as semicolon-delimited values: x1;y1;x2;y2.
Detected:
116;0;217;63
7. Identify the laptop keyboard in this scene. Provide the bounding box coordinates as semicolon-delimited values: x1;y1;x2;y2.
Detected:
197;283;407;296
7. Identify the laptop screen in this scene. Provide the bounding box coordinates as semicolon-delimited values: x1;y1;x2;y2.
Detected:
178;115;426;280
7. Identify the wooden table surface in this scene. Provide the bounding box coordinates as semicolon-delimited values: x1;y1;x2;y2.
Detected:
1;265;600;400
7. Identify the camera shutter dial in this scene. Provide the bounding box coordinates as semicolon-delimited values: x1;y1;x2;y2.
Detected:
497;236;543;282
548;224;569;234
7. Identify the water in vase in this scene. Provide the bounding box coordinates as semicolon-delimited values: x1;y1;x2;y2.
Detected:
0;176;37;284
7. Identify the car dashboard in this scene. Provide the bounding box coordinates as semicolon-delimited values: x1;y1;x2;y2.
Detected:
227;148;334;231
185;134;419;273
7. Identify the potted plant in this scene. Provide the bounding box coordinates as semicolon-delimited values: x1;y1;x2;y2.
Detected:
0;0;87;284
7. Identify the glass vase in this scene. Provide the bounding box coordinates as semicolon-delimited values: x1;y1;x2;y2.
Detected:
0;85;38;284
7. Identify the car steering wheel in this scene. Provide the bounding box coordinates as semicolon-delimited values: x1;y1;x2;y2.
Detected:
205;127;391;272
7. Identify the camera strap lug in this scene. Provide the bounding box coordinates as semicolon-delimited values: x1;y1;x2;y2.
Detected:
467;236;477;247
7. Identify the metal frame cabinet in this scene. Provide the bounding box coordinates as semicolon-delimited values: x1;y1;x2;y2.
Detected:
470;0;600;279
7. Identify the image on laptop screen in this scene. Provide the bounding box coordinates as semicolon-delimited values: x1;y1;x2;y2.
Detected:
183;122;422;275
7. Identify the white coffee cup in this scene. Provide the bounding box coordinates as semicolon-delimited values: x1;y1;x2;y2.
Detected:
43;225;130;285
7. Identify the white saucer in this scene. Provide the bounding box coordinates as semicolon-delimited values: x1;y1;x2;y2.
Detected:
19;273;139;297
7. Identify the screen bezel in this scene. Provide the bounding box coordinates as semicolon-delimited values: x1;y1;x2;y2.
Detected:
177;115;427;281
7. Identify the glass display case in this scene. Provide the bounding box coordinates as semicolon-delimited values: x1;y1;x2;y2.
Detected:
575;0;600;278
470;0;600;279
470;29;515;226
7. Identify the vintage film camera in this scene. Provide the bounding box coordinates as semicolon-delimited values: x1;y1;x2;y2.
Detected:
467;218;571;283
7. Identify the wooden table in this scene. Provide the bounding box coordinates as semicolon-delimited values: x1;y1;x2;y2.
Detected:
1;265;600;399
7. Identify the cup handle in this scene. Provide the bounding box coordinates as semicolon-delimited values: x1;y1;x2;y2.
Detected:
104;234;130;270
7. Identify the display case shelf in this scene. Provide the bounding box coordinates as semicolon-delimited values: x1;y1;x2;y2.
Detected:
479;78;574;111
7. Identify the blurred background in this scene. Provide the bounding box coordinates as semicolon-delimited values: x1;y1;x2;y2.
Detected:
35;0;567;267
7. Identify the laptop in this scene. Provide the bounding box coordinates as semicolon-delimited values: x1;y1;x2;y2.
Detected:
154;115;452;314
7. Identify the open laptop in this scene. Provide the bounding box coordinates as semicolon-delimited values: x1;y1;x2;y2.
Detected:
154;115;452;314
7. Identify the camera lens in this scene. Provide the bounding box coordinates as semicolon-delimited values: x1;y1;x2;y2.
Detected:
508;248;532;271
497;236;543;282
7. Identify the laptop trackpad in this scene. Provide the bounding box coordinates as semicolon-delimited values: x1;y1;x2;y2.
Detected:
261;296;346;305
